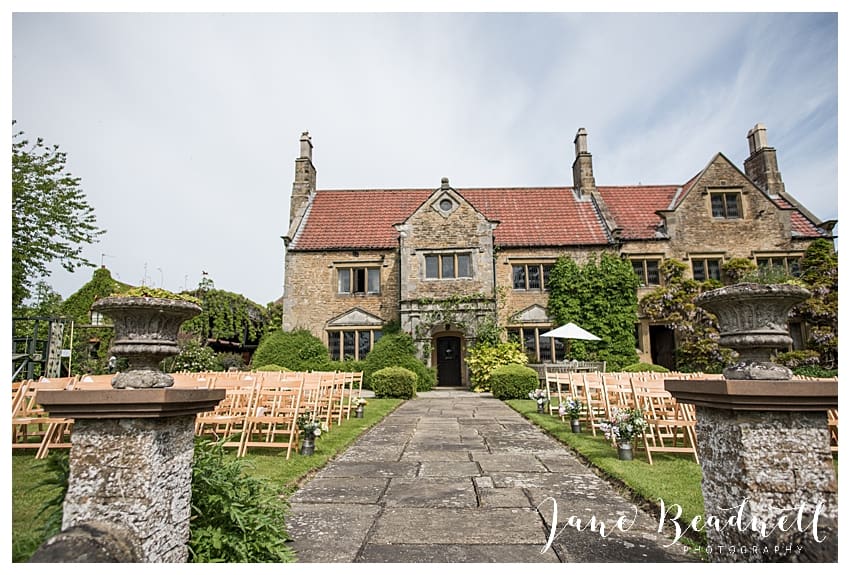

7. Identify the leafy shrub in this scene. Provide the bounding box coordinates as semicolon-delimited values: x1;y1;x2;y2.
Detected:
792;365;838;378
217;353;245;372
466;340;528;392
362;332;435;391
721;258;757;285
164;339;222;372
773;350;820;369
251;329;330;371
189;438;294;563
489;363;539;400
371;366;417;399
621;362;670;373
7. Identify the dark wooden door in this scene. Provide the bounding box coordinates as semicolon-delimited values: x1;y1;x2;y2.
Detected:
436;336;461;387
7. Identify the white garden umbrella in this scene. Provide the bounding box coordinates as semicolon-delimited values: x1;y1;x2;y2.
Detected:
540;322;601;359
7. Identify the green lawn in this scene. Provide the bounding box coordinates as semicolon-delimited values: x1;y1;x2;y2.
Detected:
506;399;705;543
11;398;402;562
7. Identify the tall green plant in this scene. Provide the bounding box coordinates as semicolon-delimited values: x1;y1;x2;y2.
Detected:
547;253;639;370
189;438;294;563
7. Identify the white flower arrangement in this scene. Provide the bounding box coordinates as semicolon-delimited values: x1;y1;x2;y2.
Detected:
599;407;647;443
559;398;583;419
528;389;547;404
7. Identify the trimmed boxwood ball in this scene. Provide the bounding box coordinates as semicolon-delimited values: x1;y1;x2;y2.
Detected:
371;366;417;399
362;332;435;391
621;362;669;373
490;363;539;400
250;329;330;371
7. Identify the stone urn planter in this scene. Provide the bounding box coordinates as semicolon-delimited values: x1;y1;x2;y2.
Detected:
91;295;202;389
695;283;810;380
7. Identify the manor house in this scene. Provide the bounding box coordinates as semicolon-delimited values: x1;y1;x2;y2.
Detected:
281;125;834;386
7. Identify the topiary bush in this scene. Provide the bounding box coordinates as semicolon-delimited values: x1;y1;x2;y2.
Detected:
371;366;417;399
251;329;330;371
362;332;435;391
621;362;670;373
466;340;528;392
189;438;294;563
489;363;539;400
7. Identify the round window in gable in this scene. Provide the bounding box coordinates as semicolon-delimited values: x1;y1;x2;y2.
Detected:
439;198;453;212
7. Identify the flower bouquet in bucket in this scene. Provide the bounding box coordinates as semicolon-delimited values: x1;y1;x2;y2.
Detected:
599;407;647;460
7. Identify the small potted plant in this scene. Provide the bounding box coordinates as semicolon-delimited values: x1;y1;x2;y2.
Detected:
529;388;548;413
558;398;584;432
296;411;328;455
352;396;367;418
599;407;647;461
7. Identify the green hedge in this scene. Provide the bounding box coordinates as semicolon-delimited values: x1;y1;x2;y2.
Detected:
371;366;417;399
362;332;435;391
490;363;539;400
621;362;670;373
251;329;330;371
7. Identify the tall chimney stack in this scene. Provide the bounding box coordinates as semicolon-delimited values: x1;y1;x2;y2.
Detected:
290;131;316;226
572;128;596;199
743;123;785;196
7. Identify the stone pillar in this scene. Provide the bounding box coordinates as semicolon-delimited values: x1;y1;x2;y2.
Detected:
35;388;225;563
665;379;838;562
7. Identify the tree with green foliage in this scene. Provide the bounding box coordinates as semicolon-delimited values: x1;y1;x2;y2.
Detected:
466;340;527;392
12;123;105;308
546;253;640;370
792;238;838;369
639;259;732;372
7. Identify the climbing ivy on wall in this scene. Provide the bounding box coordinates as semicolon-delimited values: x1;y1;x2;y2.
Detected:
546;253;640;371
181;288;270;346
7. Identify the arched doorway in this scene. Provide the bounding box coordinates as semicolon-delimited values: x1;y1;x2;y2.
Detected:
435;335;462;387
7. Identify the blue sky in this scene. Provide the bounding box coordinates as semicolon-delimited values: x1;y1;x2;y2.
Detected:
10;6;841;306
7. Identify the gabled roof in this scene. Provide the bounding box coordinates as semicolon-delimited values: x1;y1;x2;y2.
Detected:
289;187;612;250
770;195;829;238
594;185;680;240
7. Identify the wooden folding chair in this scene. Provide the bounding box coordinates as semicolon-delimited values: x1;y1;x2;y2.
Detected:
632;385;699;465
572;372;611;436
602;373;636;413
341;372;364;420
13;377;76;457
544;372;571;419
194;376;256;448
827;408;838;453
238;380;303;459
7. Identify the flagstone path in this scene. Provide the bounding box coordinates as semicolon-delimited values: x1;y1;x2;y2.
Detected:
285;390;698;563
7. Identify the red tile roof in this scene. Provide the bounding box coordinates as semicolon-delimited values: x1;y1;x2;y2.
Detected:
595;185;680;240
771;196;827;238
290;187;612;250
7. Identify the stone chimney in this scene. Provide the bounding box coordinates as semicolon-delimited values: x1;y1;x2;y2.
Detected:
572;128;596;199
743;123;785;196
290;131;316;226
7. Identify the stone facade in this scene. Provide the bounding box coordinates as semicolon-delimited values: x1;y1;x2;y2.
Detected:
62;416;196;562
281;125;834;380
695;407;837;561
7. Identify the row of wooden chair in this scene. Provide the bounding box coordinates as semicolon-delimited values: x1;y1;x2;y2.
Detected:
11;370;364;460
544;371;706;465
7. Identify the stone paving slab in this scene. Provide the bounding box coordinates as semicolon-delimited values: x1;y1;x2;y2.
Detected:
286;503;382;562
286;393;699;563
289;477;388;504
382;477;477;508
368;507;548;545
358;544;560;563
316;461;419;479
